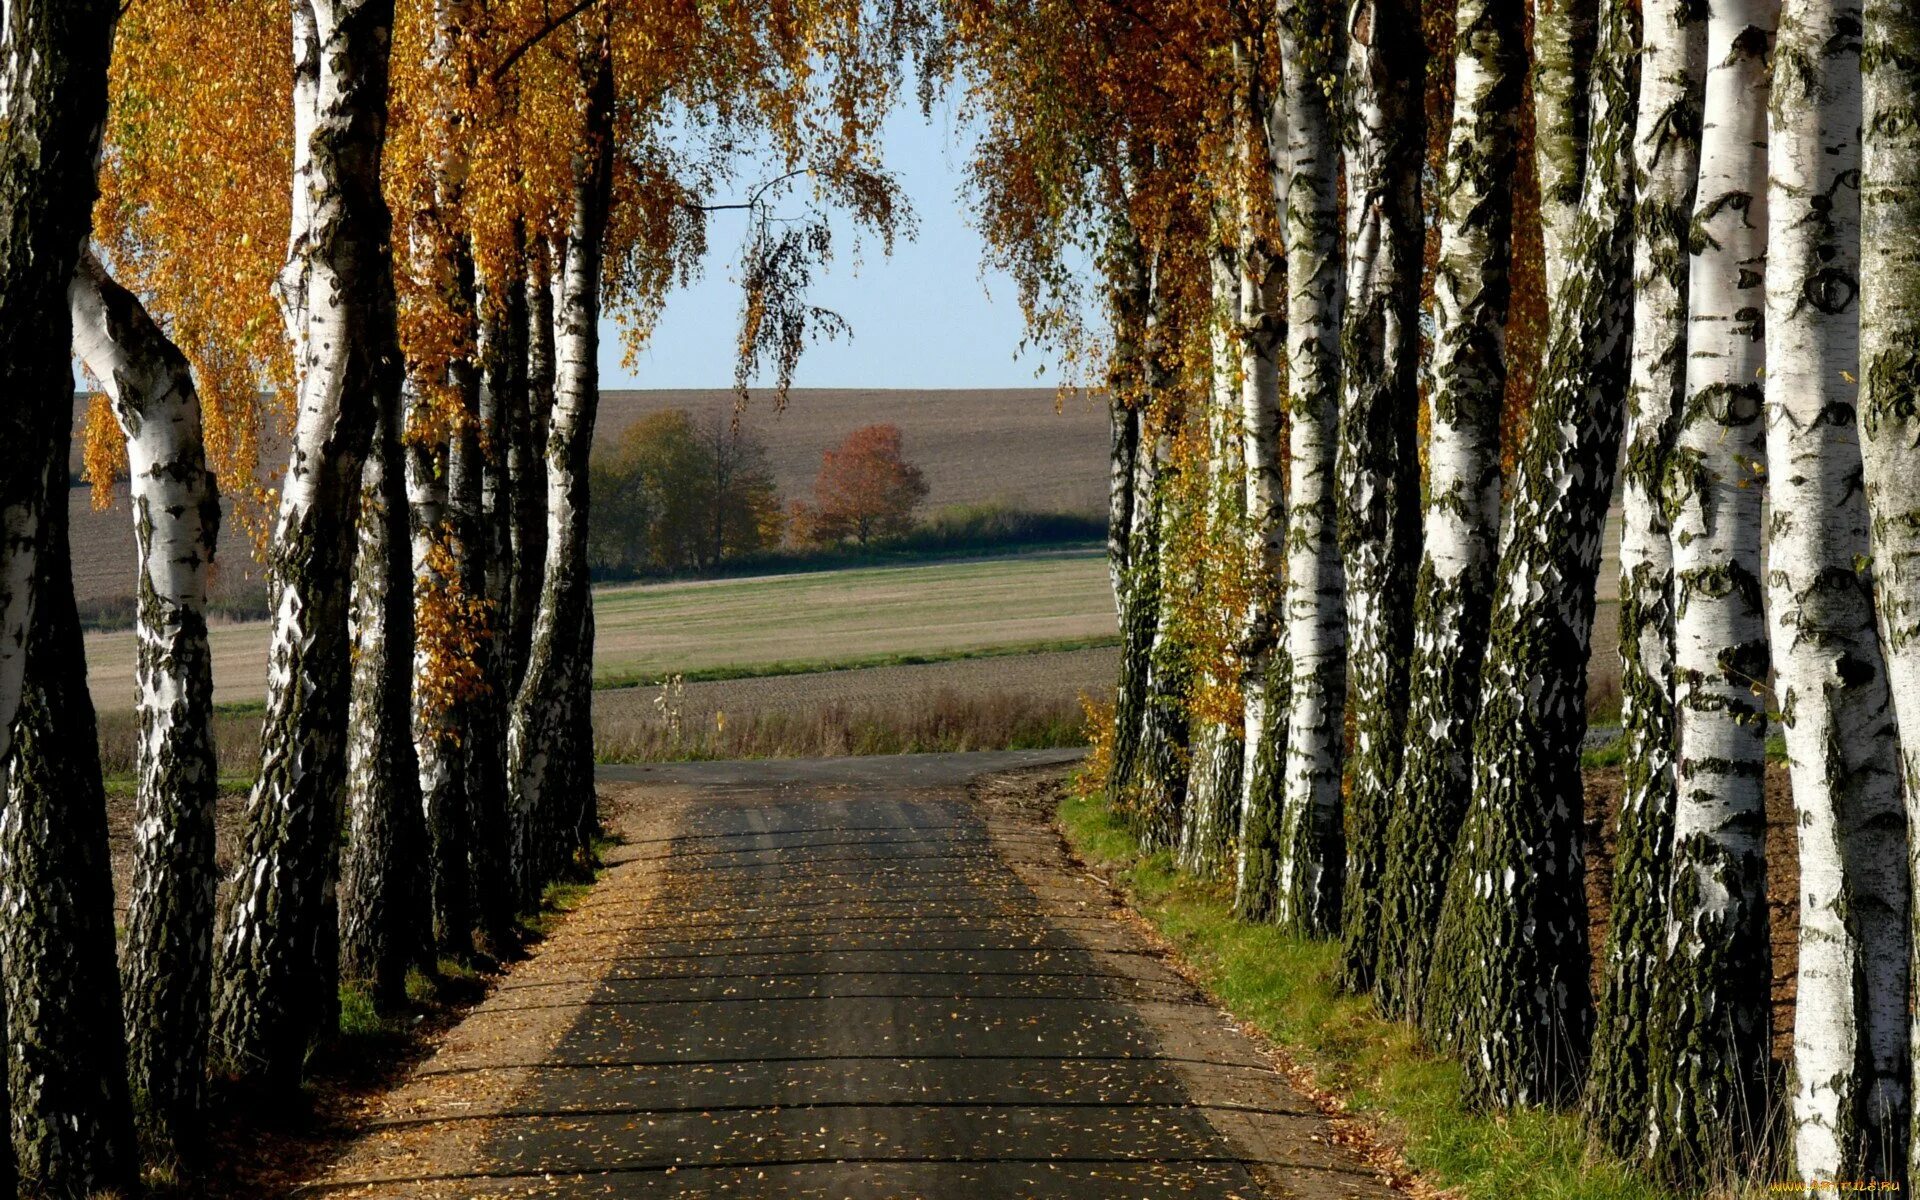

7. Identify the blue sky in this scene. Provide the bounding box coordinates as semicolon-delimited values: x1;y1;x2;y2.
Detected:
601;96;1069;391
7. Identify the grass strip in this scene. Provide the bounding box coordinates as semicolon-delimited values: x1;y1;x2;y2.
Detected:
1055;786;1670;1200
591;635;1121;692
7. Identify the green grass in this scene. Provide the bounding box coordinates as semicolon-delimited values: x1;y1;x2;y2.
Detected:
1055;786;1671;1200
593;634;1119;692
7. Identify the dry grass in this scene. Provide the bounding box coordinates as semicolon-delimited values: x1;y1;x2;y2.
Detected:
594;687;1086;763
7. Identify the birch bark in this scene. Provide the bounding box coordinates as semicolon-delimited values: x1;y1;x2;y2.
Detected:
341;379;425;1014
1583;0;1706;1157
1532;0;1598;297
1762;1;1906;1184
1421;0;1638;1108
510;251;555;692
1179;247;1247;880
1272;0;1347;936
210;0;404;1091
509;42;615;902
1336;0;1425;991
1372;0;1523;1020
70;249;223;1160
1857;0;1920;1184
1642;1;1776;1181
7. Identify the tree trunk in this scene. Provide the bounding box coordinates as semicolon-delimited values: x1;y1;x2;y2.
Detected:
1337;0;1426;991
1;447;138;1200
210;0;402;1092
1532;0;1598;297
1583;0;1706;1159
1179;249;1247;880
1421;0;1638;1108
467;263;520;952
1104;233;1151;803
340;382;425;1015
1372;0;1522;1020
1132;426;1191;854
406;402;471;958
1853;0;1920;1186
1641;2;1777;1182
1234;215;1290;922
510;46;614;904
0;7;117;1190
1272;0;1348;937
70;249;223;1162
510;249;554;693
1767;1;1906;1185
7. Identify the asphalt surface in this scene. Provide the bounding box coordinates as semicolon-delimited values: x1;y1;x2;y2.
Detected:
309;752;1399;1198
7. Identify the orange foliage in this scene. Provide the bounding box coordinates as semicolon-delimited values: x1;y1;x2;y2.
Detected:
798;423;930;546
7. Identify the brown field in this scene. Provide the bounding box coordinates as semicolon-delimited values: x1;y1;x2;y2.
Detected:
66;387;1109;608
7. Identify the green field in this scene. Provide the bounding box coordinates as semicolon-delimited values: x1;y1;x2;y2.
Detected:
82;550;1119;709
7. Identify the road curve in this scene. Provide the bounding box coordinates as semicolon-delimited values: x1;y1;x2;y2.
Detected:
307;751;1400;1198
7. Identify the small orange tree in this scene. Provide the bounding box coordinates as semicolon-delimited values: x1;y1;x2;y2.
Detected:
801;424;929;547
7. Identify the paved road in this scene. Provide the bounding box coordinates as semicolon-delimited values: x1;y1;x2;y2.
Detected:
310;752;1399;1198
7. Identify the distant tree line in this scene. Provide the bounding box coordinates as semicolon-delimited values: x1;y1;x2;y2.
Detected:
588;416;934;576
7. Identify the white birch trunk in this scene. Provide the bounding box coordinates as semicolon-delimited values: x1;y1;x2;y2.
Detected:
1273;0;1347;936
1584;0;1707;1158
1645;0;1777;1181
1422;0;1639;1108
210;0;403;1090
1857;0;1920;1184
1179;245;1246;880
69;249;222;1158
1372;0;1522;1020
1766;2;1907;1183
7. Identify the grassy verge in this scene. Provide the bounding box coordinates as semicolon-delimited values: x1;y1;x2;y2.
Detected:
1055;786;1669;1200
593;635;1118;691
595;690;1087;763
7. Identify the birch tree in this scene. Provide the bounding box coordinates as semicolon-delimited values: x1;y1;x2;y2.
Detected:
1271;0;1348;935
1372;0;1523;1019
1641;0;1776;1180
0;1;116;829
0;4;127;1189
1179;248;1248;880
1336;0;1425;990
1584;0;1706;1157
70;249;223;1161
1761;0;1907;1183
1422;0;1639;1107
340;367;426;1015
210;0;406;1091
1857;0;1920;1184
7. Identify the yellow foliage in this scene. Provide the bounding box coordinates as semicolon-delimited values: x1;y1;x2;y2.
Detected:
413;534;496;737
81;393;128;512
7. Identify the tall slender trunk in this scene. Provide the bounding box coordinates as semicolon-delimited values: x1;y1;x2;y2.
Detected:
1372;0;1522;1020
210;0;402;1092
340;383;425;1014
1;444;138;1200
1857;0;1920;1185
467;262;519;951
0;8;117;1190
1765;1;1906;1184
1642;2;1777;1182
1105;234;1151;803
1422;0;1638;1108
1583;0;1706;1158
510;252;555;693
70;250;222;1161
510;45;614;904
1234;201;1289;921
1272;0;1347;936
1337;0;1426;990
406;396;470;958
1532;0;1598;296
1132;424;1190;854
1179;247;1247;880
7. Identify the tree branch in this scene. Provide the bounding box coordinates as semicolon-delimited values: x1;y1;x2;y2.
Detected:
492;0;604;81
